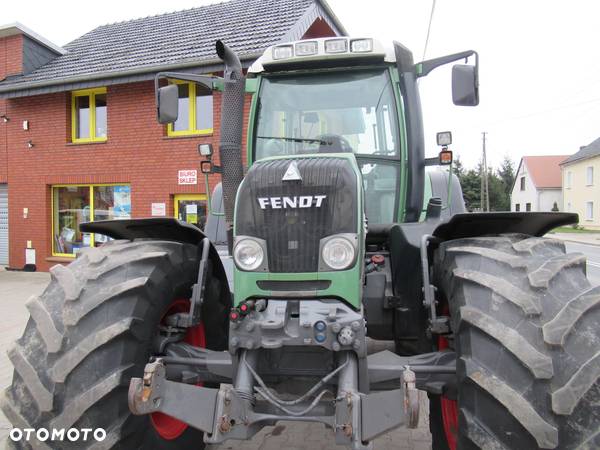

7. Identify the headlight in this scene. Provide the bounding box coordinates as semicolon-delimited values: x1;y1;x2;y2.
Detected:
322;237;355;270
234;238;264;271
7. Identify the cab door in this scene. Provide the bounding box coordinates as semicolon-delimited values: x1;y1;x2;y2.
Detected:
174;194;207;230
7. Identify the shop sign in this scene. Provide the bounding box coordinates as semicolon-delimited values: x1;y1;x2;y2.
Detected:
178;170;197;185
151;203;166;217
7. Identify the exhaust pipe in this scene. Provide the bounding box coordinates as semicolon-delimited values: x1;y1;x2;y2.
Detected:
216;40;245;252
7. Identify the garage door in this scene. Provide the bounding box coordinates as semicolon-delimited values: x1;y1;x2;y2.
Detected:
0;184;7;265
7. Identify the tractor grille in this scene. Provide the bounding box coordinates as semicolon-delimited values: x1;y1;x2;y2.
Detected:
236;157;358;273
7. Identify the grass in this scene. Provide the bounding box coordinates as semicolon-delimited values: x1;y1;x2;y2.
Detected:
549;226;600;234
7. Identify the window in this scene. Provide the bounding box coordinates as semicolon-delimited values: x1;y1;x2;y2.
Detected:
174;194;207;230
586;201;594;220
567;202;572;212
526;203;532;211
168;81;213;136
52;184;130;256
254;69;400;160
566;171;572;189
515;203;520;212
360;162;400;224
520;176;525;191
71;88;107;142
587;166;594;186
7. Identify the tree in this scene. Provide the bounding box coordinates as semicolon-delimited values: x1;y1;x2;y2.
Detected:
497;155;516;198
453;156;514;212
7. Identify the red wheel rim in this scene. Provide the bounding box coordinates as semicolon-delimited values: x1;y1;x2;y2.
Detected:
439;335;458;450
150;299;206;440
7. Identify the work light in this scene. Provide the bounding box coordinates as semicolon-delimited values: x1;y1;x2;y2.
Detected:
272;45;293;60
322;236;355;270
350;39;373;53
324;39;347;54
234;238;264;271
436;131;452;146
295;41;318;56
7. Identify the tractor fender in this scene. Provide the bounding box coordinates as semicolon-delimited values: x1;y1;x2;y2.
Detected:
432;211;578;241
80;217;232;295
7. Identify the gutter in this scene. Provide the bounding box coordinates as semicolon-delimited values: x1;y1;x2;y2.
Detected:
0;52;262;96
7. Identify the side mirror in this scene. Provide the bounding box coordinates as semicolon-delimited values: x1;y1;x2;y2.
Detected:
201;160;222;174
157;84;179;124
452;65;479;106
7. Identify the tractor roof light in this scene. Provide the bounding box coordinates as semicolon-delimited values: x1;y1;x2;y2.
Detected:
295;41;318;56
272;45;293;60
324;38;348;54
350;39;373;53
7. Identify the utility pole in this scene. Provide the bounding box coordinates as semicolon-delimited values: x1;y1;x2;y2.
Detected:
481;132;489;212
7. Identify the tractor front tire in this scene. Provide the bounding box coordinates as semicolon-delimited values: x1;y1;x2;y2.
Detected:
432;234;600;449
1;239;227;449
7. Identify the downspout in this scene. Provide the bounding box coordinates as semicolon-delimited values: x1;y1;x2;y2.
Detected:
215;40;245;253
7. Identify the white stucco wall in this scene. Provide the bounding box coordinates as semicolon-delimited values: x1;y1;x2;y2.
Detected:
511;161;538;211
563;156;600;228
539;189;562;211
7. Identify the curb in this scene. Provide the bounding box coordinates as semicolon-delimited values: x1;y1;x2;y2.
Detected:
548;235;600;247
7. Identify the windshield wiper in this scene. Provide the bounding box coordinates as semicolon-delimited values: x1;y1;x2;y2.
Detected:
257;136;330;145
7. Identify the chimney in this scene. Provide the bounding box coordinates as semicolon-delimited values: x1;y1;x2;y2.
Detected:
0;22;64;81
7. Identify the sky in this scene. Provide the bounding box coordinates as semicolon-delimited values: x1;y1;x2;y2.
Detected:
3;0;600;169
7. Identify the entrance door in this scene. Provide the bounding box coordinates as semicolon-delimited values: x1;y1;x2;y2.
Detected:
174;194;207;230
0;184;8;265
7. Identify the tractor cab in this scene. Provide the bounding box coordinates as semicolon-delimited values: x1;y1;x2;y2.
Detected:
248;41;401;225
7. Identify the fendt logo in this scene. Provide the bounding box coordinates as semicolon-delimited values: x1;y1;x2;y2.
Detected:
258;195;326;209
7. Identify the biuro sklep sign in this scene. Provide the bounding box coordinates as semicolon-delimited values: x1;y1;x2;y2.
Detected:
178;169;198;185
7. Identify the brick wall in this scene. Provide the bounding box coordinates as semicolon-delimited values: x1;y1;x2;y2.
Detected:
4;80;252;271
1;34;24;183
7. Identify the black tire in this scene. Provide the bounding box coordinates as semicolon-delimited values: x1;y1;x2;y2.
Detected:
432;234;600;449
1;239;229;449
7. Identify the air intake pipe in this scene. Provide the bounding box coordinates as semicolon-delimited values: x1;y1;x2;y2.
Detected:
216;40;245;252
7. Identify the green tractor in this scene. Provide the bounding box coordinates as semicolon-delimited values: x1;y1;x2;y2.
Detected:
3;36;599;450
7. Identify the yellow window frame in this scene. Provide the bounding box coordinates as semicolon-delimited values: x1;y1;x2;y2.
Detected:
174;194;208;217
51;183;129;258
167;81;213;137
71;87;108;143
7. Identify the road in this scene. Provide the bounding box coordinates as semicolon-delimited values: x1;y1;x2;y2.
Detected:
0;240;598;448
565;242;600;285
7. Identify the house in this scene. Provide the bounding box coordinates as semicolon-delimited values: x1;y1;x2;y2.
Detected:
0;0;346;271
511;155;568;213
561;137;600;228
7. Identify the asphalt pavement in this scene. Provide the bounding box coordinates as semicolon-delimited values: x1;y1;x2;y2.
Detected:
565;241;600;285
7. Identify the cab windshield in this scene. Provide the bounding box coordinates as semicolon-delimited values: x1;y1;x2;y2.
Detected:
254;69;400;160
253;69;401;225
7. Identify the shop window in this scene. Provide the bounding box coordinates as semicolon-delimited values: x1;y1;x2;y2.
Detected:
71;88;107;143
174;194;207;230
52;184;130;257
168;81;213;136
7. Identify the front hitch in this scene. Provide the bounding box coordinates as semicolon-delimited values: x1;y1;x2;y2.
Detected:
128;359;219;434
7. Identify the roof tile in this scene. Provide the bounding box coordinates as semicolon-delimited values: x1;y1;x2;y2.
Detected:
0;0;325;88
522;155;569;188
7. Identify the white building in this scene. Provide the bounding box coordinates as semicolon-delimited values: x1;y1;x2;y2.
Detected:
511;155;568;212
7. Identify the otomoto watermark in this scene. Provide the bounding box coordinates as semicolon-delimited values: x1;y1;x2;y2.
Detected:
9;427;106;443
